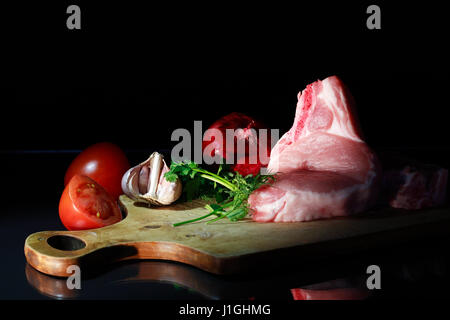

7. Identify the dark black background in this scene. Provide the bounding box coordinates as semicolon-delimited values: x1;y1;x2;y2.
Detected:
2;1;449;151
1;0;450;305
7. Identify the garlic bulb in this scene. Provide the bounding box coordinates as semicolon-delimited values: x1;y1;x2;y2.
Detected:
121;152;182;205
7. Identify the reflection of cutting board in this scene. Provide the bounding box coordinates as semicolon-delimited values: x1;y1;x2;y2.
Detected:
25;195;450;277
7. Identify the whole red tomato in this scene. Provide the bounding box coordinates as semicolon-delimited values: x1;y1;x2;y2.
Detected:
59;174;122;230
202;112;271;176
64;142;130;200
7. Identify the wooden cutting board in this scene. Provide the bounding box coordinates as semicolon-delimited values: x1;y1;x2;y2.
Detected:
25;195;450;277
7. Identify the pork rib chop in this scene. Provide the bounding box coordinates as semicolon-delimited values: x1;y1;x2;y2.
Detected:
248;76;381;222
384;163;448;210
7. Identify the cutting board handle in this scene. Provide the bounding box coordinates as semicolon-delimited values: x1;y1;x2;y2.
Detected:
24;227;138;277
24;226;224;277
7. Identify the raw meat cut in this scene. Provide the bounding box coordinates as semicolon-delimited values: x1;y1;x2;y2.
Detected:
383;163;448;210
248;76;381;222
378;152;448;210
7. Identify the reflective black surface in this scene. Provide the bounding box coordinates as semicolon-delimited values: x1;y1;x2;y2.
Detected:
1;150;449;300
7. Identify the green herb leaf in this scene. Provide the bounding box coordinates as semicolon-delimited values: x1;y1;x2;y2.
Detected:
164;160;276;226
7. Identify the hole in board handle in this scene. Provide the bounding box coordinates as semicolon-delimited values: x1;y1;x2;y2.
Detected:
47;235;86;251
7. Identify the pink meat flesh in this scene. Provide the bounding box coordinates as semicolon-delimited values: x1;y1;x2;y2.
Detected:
248;75;380;222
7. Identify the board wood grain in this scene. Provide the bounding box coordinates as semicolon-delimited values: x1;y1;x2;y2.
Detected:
25;195;450;277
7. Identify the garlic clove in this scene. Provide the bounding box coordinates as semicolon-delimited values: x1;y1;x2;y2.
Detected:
147;152;162;198
139;162;182;205
121;152;182;206
121;165;141;200
138;166;149;194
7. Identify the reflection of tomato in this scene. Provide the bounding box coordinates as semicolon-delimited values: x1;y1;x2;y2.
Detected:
64;142;130;200
59;175;122;230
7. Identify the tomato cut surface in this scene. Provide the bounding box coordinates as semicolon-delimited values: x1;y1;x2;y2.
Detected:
59;175;122;230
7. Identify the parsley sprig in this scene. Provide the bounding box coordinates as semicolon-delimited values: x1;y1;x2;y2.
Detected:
164;161;274;226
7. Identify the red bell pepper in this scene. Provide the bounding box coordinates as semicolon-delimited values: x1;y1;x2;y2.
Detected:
202;112;271;176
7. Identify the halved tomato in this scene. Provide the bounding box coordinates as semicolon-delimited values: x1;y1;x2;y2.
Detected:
59;175;122;230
